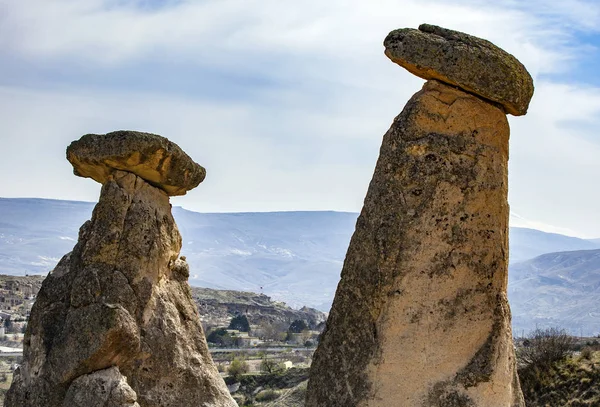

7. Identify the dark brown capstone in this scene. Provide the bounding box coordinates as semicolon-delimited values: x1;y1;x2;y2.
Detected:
67;130;206;196
384;24;534;116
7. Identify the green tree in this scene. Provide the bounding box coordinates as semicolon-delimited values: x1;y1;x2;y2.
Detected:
260;358;281;374
206;328;234;347
228;315;250;332
228;357;249;380
288;319;308;333
257;321;285;341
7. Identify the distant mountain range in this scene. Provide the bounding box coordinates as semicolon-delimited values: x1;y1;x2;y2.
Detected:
1;197;599;334
0;198;356;311
509;249;600;335
508;227;599;263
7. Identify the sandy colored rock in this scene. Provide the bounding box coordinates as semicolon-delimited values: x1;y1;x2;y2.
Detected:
6;135;235;406
67;130;206;196
306;80;524;407
384;24;534;116
63;367;140;407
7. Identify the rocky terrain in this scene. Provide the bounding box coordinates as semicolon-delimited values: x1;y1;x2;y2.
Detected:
225;367;309;407
0;274;325;340
0;275;44;296
193;288;325;330
0;275;44;335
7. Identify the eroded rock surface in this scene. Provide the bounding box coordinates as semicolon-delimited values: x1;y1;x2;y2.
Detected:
63;367;140;407
384;24;534;116
67;130;206;196
6;135;235;407
307;79;524;407
307;24;533;407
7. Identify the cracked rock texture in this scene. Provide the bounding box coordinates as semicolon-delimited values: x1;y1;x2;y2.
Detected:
6;134;235;406
306;80;525;407
384;24;534;116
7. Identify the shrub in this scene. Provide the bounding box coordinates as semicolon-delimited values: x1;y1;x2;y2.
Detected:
228;357;249;381
206;328;234;347
255;389;280;402
518;327;576;370
580;347;593;361
517;327;577;404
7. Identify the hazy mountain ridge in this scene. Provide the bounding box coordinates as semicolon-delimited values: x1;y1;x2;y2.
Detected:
509;227;600;263
509;248;600;335
1;197;600;334
0;198;357;309
172;208;357;310
0;198;93;275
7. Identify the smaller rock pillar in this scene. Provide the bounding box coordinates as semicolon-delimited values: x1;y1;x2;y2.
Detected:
6;131;236;407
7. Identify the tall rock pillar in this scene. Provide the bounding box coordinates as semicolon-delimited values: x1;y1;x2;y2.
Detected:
6;131;236;407
307;24;534;407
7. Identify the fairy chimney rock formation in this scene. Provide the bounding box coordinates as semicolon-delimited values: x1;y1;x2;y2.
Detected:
307;25;534;407
6;131;236;407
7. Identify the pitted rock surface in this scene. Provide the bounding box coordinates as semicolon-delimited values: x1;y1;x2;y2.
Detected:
67;130;206;196
63;367;140;407
6;136;234;406
384;24;534;116
306;80;526;407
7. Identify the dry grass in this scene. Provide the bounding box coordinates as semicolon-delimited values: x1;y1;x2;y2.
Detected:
519;351;600;407
0;371;13;406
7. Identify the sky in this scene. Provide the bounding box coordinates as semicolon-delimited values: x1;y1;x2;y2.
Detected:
0;0;599;238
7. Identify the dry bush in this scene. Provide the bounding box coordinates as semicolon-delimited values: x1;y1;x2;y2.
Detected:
580;347;593;361
518;327;576;370
518;327;578;405
255;389;280;402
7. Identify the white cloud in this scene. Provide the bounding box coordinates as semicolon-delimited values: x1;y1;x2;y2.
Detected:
508;80;600;238
509;212;585;238
0;0;588;73
0;0;599;237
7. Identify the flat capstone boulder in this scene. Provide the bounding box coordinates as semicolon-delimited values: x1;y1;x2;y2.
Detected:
66;130;206;196
384;23;534;116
